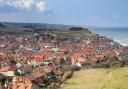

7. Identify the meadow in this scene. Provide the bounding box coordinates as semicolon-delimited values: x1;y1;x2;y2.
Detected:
61;67;128;89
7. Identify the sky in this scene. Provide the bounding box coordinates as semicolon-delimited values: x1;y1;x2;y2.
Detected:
0;0;128;27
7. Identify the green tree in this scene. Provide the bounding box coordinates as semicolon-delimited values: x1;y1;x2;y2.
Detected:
60;57;66;66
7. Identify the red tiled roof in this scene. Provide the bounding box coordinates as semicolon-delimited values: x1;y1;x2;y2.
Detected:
0;66;17;72
77;57;86;62
58;48;68;52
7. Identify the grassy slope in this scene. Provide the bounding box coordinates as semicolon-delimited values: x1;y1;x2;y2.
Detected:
41;29;94;38
0;27;94;38
61;67;128;89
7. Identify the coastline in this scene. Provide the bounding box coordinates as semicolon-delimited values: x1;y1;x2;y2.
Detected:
90;29;128;46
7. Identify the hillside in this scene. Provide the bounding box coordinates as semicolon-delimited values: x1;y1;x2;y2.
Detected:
35;28;93;39
0;23;6;28
0;22;93;38
61;67;128;89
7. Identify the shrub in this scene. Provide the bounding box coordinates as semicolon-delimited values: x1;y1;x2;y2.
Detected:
47;83;60;89
72;65;81;71
110;61;123;68
61;65;73;73
82;61;91;66
121;60;128;67
61;71;73;83
102;63;110;68
90;62;110;68
14;71;21;76
60;57;66;66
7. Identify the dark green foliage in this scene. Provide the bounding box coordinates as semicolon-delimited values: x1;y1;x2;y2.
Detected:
121;60;128;67
82;56;125;68
0;78;6;83
47;83;60;89
82;61;91;66
72;65;81;71
61;71;73;83
14;71;21;76
96;59;100;64
70;27;87;31
60;57;66;66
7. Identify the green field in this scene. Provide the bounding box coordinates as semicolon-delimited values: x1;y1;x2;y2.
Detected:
61;67;128;89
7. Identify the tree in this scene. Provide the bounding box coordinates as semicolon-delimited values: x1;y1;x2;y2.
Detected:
60;57;66;66
10;59;17;66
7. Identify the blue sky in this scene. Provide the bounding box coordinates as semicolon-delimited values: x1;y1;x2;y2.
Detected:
0;0;128;27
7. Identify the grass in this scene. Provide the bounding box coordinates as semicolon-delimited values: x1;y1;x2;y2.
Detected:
61;67;128;89
42;29;94;38
0;27;94;39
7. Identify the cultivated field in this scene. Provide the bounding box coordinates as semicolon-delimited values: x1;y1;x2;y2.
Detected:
61;67;128;89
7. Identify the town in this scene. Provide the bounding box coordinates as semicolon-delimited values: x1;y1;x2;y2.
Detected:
0;26;128;89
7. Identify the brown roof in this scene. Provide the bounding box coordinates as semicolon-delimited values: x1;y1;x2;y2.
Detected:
26;67;45;81
26;65;52;81
38;66;52;73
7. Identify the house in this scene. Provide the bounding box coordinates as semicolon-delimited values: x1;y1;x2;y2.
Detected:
0;66;17;76
33;53;46;61
26;69;47;84
58;48;68;54
17;64;33;75
10;66;52;89
10;76;33;89
93;47;106;54
67;53;86;66
92;55;105;62
52;48;59;53
26;65;54;86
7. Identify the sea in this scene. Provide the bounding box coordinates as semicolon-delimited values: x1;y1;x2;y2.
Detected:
90;28;128;46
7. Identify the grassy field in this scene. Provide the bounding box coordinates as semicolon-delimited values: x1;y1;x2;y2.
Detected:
61;67;128;89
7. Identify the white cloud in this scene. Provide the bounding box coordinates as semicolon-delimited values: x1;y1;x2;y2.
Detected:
5;0;35;9
36;1;46;12
6;2;12;6
0;0;48;13
16;0;34;9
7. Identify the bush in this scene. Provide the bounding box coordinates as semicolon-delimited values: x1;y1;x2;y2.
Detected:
72;65;81;71
82;61;91;66
47;83;60;89
90;62;110;68
61;71;73;83
93;56;124;68
110;61;123;68
121;60;128;67
61;65;73;73
60;57;66;66
14;71;21;76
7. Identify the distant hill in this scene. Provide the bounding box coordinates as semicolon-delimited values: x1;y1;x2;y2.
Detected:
36;27;93;39
0;23;6;28
0;22;93;38
0;22;73;29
